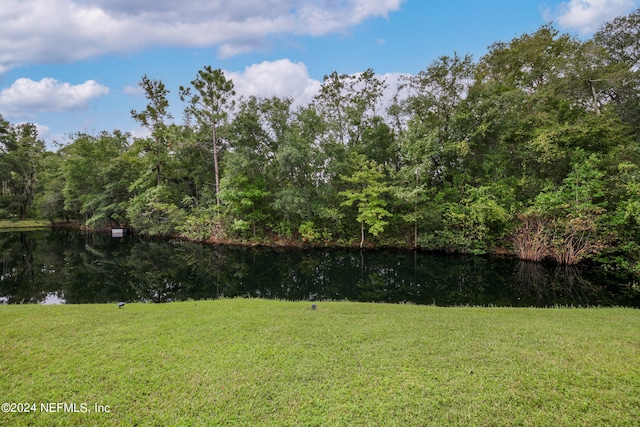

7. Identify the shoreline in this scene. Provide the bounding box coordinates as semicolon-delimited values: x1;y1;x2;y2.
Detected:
0;219;610;270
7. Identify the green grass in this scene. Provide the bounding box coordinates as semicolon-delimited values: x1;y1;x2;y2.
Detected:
0;219;50;230
1;300;639;426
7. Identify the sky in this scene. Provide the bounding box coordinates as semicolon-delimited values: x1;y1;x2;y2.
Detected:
0;0;639;148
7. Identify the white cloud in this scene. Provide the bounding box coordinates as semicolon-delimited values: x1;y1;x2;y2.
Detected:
226;62;407;126
33;123;51;140
0;0;404;72
544;0;638;34
0;78;109;118
227;59;322;106
123;85;144;96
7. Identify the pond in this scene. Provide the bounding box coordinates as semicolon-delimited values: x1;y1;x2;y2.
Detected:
1;229;639;307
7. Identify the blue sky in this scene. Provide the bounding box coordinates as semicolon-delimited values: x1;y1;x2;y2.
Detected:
0;0;638;148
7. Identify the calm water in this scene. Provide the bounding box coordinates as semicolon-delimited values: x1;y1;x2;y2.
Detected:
1;230;639;307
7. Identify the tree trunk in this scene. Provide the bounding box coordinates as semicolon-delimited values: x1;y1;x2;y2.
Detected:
212;122;221;206
588;79;602;116
414;170;419;248
360;221;365;248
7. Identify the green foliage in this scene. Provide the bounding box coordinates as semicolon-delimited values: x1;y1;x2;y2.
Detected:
131;75;173;187
57;131;133;226
0;122;45;219
314;68;386;147
339;154;392;247
219;146;272;238
126;186;184;236
180;66;236;205
421;186;510;254
176;205;224;242
594;8;640;135
528;153;608;264
33;151;66;222
598;160;640;273
298;220;319;242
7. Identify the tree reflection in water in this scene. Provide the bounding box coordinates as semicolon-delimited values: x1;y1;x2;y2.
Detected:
1;230;638;307
514;261;607;306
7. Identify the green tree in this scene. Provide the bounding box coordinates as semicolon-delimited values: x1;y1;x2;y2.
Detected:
272;121;321;236
401;53;474;142
131;75;173;187
424;186;510;255
274;105;332;239
530;153;608;265
219;172;270;238
83;131;135;227
463;25;625;200
34;151;67;222
126;185;184;236
314;69;388;191
314;69;386;147
339;154;392;248
594;8;640;135
594;8;640;69
0;115;15;217
391;164;432;248
219;96;288;237
58;131;132;226
180;66;236;205
606;161;640;273
391;54;475;246
0;123;45;218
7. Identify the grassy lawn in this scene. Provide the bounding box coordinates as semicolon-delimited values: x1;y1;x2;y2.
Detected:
0;219;50;230
1;299;639;426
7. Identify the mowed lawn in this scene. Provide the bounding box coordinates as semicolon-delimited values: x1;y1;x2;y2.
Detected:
1;299;639;426
0;220;50;230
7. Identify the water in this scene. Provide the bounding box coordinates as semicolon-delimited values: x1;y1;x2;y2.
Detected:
1;229;638;307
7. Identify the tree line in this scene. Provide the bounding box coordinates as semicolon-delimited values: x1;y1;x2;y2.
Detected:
2;10;640;275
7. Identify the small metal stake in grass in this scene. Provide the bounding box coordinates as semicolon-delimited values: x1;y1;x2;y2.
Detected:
117;302;125;308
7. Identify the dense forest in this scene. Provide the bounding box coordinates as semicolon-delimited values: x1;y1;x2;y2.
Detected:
2;10;640;275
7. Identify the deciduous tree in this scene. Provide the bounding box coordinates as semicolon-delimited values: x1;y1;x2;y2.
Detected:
339;153;392;248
